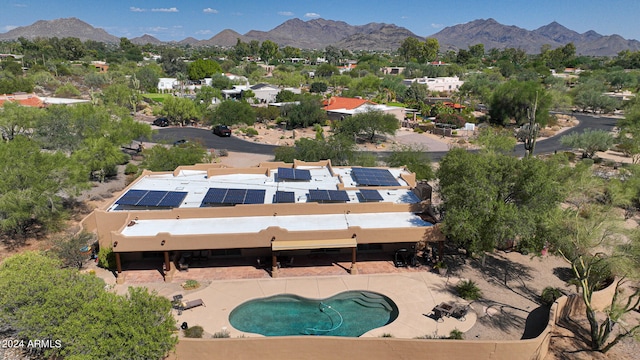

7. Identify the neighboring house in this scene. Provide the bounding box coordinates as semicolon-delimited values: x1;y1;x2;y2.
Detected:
250;83;281;104
338;63;357;74
0;93;44;107
323;96;406;122
158;78;178;93
81;160;440;280
91;61;109;73
0;93;90;108
403;76;464;93
221;85;251;100
381;67;405;75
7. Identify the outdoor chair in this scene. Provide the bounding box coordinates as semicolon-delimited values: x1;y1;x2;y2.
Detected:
176;298;205;315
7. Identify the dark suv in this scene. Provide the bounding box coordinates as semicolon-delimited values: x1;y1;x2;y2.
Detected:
153;117;169;127
213;125;231;137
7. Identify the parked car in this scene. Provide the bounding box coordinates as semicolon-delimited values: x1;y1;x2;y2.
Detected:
173;139;188;146
153;117;169;127
213;125;231;137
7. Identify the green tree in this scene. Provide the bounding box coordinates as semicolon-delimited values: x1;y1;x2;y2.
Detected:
282;95;326;128
560;129;614;159
489;80;551;126
208;100;256;126
0;137;88;236
336;109;399;142
398;37;423;62
275;135;356;165
0;252;178;359
310;81;328;93
437;149;565;256
141;142;211;171
187;58;223;80
0;102;41;141
54;82;81;98
275;89;299;102
385;145;434;180
259;40;280;64
162;96;200;126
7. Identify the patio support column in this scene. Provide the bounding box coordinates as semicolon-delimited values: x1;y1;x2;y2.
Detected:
115;252;122;274
164;251;170;272
271;251;279;278
350;247;358;275
438;241;444;261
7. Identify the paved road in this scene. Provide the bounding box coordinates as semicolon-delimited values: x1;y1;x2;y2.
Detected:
152;113;621;162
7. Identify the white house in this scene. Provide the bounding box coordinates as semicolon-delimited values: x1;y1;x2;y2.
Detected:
403;76;464;93
250;84;281;104
157;78;178;93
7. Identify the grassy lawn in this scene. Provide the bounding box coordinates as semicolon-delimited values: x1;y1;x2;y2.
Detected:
142;93;172;103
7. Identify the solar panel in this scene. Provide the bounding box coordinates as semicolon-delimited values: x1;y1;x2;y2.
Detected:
116;189;148;205
158;191;188;207
277;167;312;181
274;191;295;203
308;190;331;202
351;168;400;186
244;189;266;204
223;189;246;204
277;167;294;180
203;188;227;204
308;190;349;202
137;190;168;206
203;188;265;205
359;189;384;202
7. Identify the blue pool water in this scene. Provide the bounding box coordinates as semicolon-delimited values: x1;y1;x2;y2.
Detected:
229;291;399;337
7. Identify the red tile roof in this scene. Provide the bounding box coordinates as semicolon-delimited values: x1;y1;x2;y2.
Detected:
323;96;375;110
0;93;44;108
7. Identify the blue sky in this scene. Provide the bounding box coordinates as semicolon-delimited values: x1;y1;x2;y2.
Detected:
1;0;639;42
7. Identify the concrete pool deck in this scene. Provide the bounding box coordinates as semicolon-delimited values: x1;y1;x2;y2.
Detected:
169;272;476;339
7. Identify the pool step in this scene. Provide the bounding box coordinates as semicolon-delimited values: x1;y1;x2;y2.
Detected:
351;297;393;311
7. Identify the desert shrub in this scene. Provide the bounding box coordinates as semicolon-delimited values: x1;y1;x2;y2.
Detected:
124;163;138;175
97;246;116;270
379;333;394;338
449;329;464;339
182;280;200;290
241;127;259;137
540;287;563;306
184;325;204;338
217;149;229;157
213;329;230;338
456;279;482;300
563;151;576;162
581;158;595;166
413;128;424;133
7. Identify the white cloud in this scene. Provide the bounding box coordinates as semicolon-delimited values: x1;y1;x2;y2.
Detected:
278;11;294;16
203;8;218;14
3;25;18;32
148;26;169;32
130;7;145;12
196;29;213;35
13;4;27;7
304;12;320;18
431;23;443;28
152;7;179;13
401;16;409;19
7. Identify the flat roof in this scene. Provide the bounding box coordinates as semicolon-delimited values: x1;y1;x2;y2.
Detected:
108;165;418;211
121;212;432;237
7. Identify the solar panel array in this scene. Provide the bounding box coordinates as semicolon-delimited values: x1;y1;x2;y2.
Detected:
202;188;266;205
358;189;384;202
115;190;187;207
351;168;400;186
274;191;296;203
308;189;350;203
277;167;312;181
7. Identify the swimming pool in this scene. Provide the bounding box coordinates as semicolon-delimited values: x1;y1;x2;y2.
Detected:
229;291;399;337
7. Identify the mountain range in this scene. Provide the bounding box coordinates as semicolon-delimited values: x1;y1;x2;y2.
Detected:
1;17;639;57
